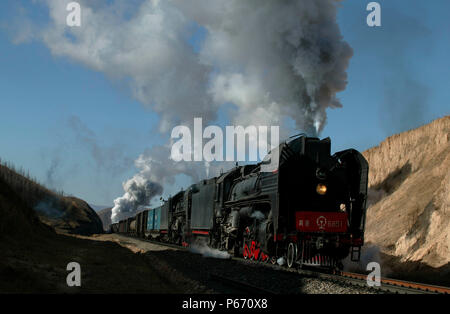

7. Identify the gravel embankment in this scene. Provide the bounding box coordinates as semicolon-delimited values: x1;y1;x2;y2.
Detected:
94;234;384;294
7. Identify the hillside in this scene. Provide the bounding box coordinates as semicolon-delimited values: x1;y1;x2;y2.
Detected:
363;116;449;279
90;204;112;212
0;164;181;293
0;172;52;238
97;207;112;231
0;162;103;235
37;196;104;235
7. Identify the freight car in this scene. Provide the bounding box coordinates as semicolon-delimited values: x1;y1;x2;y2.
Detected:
110;136;368;270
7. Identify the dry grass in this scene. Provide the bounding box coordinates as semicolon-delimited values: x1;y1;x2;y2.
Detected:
0;161;103;235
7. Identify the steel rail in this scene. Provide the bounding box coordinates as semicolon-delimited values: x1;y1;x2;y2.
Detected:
340;271;450;294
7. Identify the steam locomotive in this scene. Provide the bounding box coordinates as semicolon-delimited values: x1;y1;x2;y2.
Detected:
110;136;369;269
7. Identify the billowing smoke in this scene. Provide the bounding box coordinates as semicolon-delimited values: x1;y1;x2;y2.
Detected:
26;0;352;220
37;0;351;134
342;244;392;277
184;0;353;134
111;145;231;222
111;174;163;222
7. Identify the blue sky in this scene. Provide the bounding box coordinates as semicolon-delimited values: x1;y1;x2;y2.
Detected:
0;0;448;207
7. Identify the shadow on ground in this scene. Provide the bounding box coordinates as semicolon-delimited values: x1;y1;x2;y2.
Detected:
379;252;450;287
0;232;182;293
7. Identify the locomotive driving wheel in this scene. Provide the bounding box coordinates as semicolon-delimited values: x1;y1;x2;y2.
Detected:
287;242;297;268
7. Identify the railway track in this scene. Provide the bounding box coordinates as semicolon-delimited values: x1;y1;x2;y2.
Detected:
122;235;450;294
339;271;450;294
237;257;450;294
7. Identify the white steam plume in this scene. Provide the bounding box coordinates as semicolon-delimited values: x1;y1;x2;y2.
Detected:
111;175;162;223
111;144;232;222
189;243;231;259
184;0;353;134
36;0;351;133
343;244;392;276
28;0;352;221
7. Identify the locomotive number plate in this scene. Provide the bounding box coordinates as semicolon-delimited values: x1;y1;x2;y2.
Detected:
295;211;348;233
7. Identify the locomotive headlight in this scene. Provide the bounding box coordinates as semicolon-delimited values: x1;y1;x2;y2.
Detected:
316;183;327;195
340;203;346;212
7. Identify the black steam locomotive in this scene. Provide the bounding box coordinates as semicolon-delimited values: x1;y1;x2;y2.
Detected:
110;136;369;269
